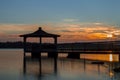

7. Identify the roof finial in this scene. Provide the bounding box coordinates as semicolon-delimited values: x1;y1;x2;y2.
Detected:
39;27;41;30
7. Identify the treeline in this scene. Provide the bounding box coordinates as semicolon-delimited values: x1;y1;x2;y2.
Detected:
0;42;24;48
0;42;46;48
0;41;120;50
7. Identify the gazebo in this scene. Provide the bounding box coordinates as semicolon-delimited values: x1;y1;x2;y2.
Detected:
20;27;60;58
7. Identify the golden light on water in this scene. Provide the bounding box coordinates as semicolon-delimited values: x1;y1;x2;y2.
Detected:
109;71;114;78
81;54;119;62
109;54;113;62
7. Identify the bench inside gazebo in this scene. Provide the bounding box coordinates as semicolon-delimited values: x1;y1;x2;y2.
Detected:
20;27;60;58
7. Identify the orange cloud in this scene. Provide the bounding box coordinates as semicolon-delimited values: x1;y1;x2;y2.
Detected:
0;24;38;34
0;23;120;42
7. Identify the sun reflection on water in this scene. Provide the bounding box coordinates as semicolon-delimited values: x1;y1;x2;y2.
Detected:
109;71;114;78
109;54;113;62
81;54;119;62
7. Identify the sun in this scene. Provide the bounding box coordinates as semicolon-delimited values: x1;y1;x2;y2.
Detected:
107;34;113;38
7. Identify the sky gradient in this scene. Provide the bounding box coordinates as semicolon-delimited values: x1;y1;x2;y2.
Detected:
0;0;120;42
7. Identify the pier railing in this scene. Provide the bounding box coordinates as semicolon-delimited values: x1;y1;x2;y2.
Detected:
24;43;120;54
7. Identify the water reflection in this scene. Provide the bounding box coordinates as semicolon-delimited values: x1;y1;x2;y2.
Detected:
81;54;119;62
22;55;120;80
23;57;58;78
1;49;120;80
109;54;113;62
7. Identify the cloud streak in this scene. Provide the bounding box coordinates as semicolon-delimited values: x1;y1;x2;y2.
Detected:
62;18;78;22
0;24;38;34
0;23;120;42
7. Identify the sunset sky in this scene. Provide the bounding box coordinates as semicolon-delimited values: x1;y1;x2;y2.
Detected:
0;0;120;43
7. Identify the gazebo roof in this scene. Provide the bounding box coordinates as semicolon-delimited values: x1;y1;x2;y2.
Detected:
20;27;60;38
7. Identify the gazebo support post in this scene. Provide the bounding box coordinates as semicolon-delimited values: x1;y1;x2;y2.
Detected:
54;37;58;73
23;37;27;58
31;37;42;58
48;37;58;58
54;37;58;58
39;37;42;75
40;37;42;44
39;37;42;59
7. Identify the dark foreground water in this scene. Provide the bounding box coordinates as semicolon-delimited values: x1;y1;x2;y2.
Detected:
0;49;120;80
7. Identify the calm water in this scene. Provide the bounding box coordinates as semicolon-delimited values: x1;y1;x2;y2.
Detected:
0;49;120;80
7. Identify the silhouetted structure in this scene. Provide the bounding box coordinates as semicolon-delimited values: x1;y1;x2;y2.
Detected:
19;27;120;61
20;27;60;58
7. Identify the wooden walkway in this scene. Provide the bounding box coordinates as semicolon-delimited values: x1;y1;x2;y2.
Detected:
23;45;120;60
25;48;120;54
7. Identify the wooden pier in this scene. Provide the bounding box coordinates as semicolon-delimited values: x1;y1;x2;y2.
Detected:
23;45;120;59
20;27;120;60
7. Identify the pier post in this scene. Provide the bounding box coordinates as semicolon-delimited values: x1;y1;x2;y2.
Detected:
54;55;57;73
23;57;26;74
119;53;120;62
39;53;42;76
67;53;80;59
31;52;40;58
48;52;58;58
83;58;86;71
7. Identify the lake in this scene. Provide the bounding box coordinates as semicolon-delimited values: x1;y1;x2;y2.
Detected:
0;49;120;80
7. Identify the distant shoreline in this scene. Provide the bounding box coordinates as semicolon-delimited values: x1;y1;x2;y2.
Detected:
0;41;120;50
0;48;22;49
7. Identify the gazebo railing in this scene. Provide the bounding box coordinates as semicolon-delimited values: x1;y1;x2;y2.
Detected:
25;44;57;52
